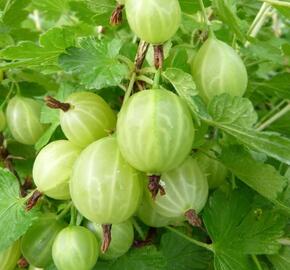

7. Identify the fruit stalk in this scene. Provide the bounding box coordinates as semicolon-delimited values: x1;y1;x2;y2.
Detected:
123;41;150;103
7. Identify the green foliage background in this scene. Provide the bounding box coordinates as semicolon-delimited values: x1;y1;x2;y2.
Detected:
0;0;290;269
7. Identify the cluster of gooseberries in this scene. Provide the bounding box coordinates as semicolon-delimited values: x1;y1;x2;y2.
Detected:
0;0;249;269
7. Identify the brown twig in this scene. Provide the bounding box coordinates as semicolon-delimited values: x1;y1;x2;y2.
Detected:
134;41;150;72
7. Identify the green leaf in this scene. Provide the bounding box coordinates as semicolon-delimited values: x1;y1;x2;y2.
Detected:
220;145;287;202
214;251;253;270
273;5;290;19
268;246;290;270
212;0;246;41
203;189;286;268
1;0;30;29
18;82;47;97
30;0;70;20
44;263;58;270
85;0;115;25
179;0;202;15
253;73;290;99
213;124;290;166
94;246;167;270
69;1;96;24
161;232;212;270
0;27;75;68
208;94;258;128
59;38;128;90
13;69;59;93
162;68;210;122
0;169;39;251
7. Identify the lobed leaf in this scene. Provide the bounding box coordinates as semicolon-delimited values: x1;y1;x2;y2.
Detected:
59;38;128;90
94;246;167;270
220;145;287;202
268;246;290;270
203;189;286;269
0;27;75;69
212;0;246;41
0;169;39;251
208;94;258;128
161;232;213;270
162;68;210;123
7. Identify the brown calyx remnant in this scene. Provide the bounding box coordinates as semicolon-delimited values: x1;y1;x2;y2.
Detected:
153;45;164;70
101;224;112;253
110;4;125;26
26;190;43;211
45;96;70;112
184;209;202;227
148;175;166;200
17;257;29;268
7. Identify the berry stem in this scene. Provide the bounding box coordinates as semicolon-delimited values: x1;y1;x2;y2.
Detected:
45;96;71;112
197;0;214;36
122;40;150;104
252;255;263;270
101;224;112;253
57;202;72;220
0;82;15;110
70;205;77;225
153;69;161;89
165;226;213;252
260;0;290;8
246;3;272;47
123;72;136;104
256;103;290;131
132;218;146;241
